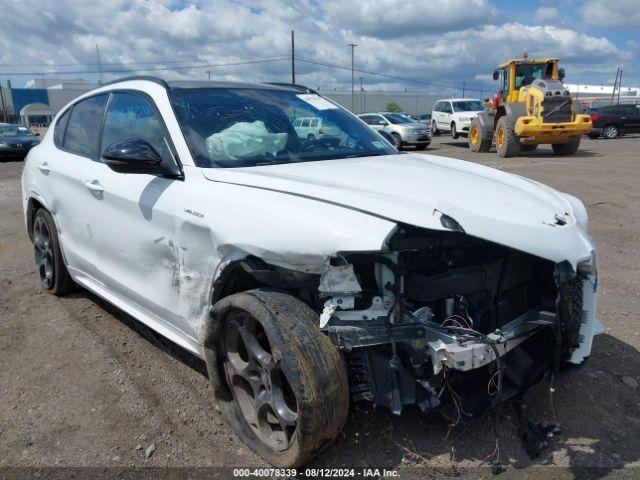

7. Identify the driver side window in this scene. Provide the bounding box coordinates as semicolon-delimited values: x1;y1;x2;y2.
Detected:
100;92;166;156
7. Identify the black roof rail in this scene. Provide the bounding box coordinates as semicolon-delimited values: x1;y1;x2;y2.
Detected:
264;82;318;94
96;75;170;89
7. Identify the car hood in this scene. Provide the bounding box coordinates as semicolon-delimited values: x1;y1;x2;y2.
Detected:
201;153;594;266
395;122;427;129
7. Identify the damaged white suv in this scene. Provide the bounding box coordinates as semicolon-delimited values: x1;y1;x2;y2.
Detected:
22;77;601;467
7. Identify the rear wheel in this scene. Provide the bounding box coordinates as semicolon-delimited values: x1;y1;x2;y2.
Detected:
495;116;521;158
206;290;349;467
32;209;74;295
431;120;440;136
391;132;403;149
601;124;619;139
468;118;491;152
552;138;581;155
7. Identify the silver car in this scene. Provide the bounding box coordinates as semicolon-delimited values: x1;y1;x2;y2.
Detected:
359;112;431;149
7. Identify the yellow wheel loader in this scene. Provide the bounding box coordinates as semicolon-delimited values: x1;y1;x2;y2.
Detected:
469;54;592;157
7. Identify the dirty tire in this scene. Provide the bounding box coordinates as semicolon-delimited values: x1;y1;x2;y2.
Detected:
552;138;580;155
204;289;349;467
495;116;521;158
520;144;538;152
32;208;74;295
431;120;439;136
468;118;491;152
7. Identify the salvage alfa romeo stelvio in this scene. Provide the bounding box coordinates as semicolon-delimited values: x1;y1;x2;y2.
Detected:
22;77;601;467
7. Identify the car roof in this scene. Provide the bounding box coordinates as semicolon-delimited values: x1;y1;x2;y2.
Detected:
436;98;482;102
99;75;313;93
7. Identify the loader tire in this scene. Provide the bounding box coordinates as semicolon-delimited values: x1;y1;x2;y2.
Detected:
552;138;581;155
469;118;491;152
495;116;521;158
204;289;349;468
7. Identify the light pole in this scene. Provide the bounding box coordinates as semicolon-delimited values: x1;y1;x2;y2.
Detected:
206;71;212;81
348;43;357;112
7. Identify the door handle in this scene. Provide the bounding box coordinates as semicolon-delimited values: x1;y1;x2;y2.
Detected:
83;180;104;193
37;162;50;173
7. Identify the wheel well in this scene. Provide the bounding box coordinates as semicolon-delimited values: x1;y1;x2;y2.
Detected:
26;197;45;242
210;257;319;306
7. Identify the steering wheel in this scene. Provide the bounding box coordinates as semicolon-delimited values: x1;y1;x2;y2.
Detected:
301;136;337;152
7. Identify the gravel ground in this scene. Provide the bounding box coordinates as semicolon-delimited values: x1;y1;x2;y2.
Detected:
1;135;639;479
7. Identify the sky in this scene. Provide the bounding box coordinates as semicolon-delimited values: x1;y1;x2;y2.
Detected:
0;0;638;96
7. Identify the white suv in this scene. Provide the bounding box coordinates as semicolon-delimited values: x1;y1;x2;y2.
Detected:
22;77;600;468
431;98;484;139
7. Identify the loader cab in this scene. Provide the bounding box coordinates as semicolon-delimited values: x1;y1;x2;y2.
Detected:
494;58;561;103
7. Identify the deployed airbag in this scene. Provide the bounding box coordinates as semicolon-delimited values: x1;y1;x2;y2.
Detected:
205;121;288;161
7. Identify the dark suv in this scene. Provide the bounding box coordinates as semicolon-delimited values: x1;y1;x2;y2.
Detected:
587;104;640;139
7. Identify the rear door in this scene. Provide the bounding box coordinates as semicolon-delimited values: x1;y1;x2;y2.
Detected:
42;94;109;278
622;105;640;133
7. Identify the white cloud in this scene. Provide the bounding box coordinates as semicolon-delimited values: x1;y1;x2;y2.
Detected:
0;0;633;94
582;0;640;27
535;6;558;23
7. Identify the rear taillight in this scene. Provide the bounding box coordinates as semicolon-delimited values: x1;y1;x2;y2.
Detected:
591;112;600;122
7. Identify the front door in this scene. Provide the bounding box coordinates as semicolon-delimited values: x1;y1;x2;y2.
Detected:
87;91;187;332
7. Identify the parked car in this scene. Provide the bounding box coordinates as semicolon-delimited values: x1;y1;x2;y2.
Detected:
358;112;430;149
415;113;432;125
291;116;342;143
587;104;640;139
431;99;484;139
22;77;601;468
0;124;40;159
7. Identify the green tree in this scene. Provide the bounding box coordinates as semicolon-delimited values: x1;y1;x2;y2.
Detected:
385;101;403;113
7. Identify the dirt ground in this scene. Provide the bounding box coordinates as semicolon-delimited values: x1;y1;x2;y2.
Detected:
1;135;639;479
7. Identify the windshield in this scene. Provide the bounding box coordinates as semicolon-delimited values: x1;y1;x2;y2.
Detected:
383;113;413;124
514;62;554;88
170;88;397;168
0;126;34;137
452;101;484;112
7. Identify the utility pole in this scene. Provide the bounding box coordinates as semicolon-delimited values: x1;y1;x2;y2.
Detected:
291;30;295;84
359;77;363;114
348;43;357;112
617;69;623;104
96;45;102;84
206;71;212;81
610;67;620;105
0;82;8;123
462;82;466;98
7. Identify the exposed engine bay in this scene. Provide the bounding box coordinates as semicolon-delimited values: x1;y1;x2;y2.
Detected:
314;225;598;421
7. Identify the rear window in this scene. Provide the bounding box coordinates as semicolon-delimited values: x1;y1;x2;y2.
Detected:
63;94;108;158
54;110;71;147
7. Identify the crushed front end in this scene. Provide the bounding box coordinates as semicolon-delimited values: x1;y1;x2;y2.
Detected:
318;225;600;419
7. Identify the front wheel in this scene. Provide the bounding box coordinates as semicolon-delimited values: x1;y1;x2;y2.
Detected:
552;138;581;155
431;120;440;136
601;124;619;139
206;290;349;467
32;209;74;295
451;122;459;139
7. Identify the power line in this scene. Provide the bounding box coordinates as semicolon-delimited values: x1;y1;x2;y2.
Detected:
0;57;290;76
296;57;490;93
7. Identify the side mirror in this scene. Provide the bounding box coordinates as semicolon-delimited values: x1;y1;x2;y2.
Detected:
101;137;179;176
492;69;500;81
558;68;566;81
